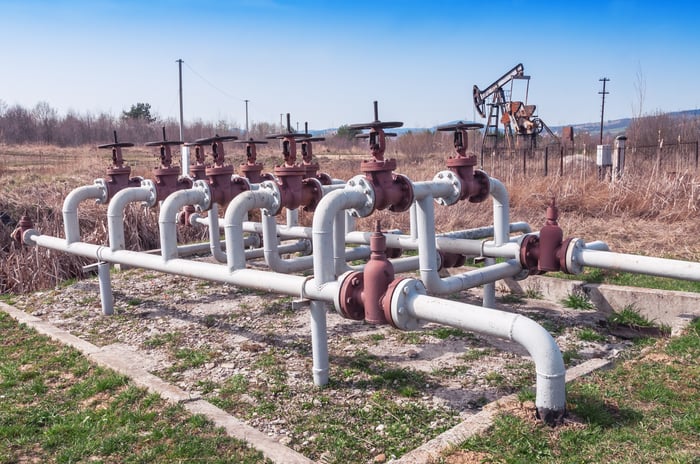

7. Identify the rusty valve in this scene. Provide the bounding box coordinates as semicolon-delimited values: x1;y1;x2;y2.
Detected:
299;122;332;185
10;215;33;246
145;127;192;201
338;221;396;324
235;138;275;184
519;197;577;275
436;121;490;203
97;131;143;202
189;134;251;208
265;115;323;212
347;101;414;213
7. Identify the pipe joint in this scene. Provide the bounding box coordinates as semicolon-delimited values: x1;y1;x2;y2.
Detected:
11;216;34;246
346;175;376;217
383;278;426;331
104;167;143;203
336;222;396;324
206;166;250;208
432;170;462;206
360;160;414;213
139;179;158;208
154;166;193;202
92;178;110;205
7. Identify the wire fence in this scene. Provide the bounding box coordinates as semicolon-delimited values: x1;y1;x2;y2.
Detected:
478;141;700;182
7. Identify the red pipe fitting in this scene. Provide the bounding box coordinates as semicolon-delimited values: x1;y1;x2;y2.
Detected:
438;250;467;270
186;143;209;182
236;139;274;184
206;165;250;207
360;158;414;213
300;136;332;185
348;101;414;213
519;197;574;274
538;197;564;272
11;215;33;245
438;122;490;203
337;221;396;324
98;133;143;202
146;130;193;202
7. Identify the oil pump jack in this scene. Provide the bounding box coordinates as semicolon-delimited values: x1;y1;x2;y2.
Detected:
473;63;558;161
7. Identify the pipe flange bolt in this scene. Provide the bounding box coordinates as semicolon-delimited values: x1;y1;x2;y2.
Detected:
387;278;426;331
93;178;109;205
192;179;212;212
139;179;158;208
346;174;376;218
336;270;365;320
259;180;282;216
433;170;461;206
563;238;585;275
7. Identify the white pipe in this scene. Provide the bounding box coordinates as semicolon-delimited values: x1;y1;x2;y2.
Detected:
107;187;154;251
483;177;510;308
334;210;349;275
286;208;299;227
310;188;369;386
577;248;700;281
97;261;113;315
263;214;314;273
224;189;277;271
158;188;209;261
62;183;107;244
584;240;610;251
416;194;522;294
207;204;228;263
388;279;566;423
25;232;338;302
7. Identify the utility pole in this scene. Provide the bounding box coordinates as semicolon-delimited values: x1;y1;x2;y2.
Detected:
598;77;610;144
244;99;249;137
176;59;184;141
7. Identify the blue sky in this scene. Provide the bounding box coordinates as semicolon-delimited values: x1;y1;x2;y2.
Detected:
1;0;698;131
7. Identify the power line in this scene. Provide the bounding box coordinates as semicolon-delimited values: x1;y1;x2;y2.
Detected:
183;62;245;102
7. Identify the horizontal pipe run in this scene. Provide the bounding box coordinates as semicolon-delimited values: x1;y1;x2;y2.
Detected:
434;259;523;295
25;232;337;302
403;290;566;423
577;248;700;282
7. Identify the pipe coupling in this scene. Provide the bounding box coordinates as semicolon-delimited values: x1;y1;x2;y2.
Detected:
432;170;462;206
192;179;213;212
346;175;376;218
93;178;110;205
382;278;426;331
258;180;282;216
140;179;158;208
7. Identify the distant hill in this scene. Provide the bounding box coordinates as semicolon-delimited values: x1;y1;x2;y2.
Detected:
317;109;700;138
546;109;700;137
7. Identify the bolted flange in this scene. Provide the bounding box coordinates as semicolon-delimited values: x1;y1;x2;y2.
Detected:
382;278;426;331
259;180;282;216
346;175;376;218
433;170;462;207
562;238;585;275
337;270;365;320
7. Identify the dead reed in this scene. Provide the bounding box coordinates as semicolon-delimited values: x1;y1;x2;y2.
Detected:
2;143;700;294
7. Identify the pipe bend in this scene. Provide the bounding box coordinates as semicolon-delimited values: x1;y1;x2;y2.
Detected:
107;187;154;251
403;291;566;424
224;188;277;271
62;184;107;244
158;188;209;261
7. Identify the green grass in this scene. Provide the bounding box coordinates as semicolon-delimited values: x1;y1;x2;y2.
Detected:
607;304;655;328
560;292;595;310
453;317;700;463
551;267;700;293
0;312;269;463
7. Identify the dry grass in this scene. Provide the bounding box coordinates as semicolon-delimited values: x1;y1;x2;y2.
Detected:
2;143;700;293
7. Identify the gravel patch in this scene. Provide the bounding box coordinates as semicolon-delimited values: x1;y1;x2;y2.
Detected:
11;263;635;462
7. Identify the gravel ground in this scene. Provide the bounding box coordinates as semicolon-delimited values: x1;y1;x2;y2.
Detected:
11;261;635;462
